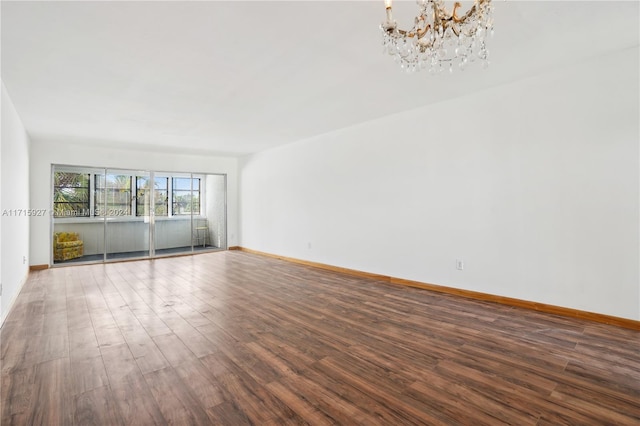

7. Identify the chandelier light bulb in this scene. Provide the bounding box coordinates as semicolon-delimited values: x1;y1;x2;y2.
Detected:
381;0;493;74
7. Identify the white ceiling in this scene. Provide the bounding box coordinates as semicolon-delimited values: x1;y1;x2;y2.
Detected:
2;1;638;156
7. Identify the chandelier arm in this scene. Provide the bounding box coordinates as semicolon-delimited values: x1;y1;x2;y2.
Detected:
386;20;431;39
452;2;462;23
441;1;487;27
432;3;442;28
416;23;432;39
457;5;478;23
458;0;490;23
388;28;432;40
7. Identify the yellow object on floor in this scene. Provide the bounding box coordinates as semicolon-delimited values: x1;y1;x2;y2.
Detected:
53;232;84;261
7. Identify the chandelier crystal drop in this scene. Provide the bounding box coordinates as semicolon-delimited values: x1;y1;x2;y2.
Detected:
381;0;494;73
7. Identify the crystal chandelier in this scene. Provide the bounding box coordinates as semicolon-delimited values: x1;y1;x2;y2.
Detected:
381;0;494;73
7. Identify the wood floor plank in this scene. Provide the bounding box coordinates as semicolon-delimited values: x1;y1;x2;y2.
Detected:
93;325;126;348
23;333;68;367
206;400;252;426
449;344;559;394
73;385;124;426
215;369;304;425
152;333;198;367
407;372;536;425
69;327;102;360
69;356;109;396
196;322;240;350
1;251;639;425
66;297;93;331
130;310;173;337
110;372;167;425
174;358;226;409
198;350;235;378
273;370;384;425
99;343;142;385
549;387;640;424
306;358;437;425
552;382;640;420
220;341;282;386
174;328;219;358
143;366;213;426
433;358;554;423
125;334;171;375
41;311;68;336
154;308;197;334
265;380;335;426
0;367;36;423
26;358;73;425
1;336;30;375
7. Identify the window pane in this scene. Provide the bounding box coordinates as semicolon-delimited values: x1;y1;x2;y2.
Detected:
173;178;192;191
155;187;168;216
95;174;132;216
172;177;201;215
53;172;90;217
136;176;168;216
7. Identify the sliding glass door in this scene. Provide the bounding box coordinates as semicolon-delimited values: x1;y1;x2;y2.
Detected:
51;165;226;266
154;172;193;257
52;167;104;263
103;169;151;261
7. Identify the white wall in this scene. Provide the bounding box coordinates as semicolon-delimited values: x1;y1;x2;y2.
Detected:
1;83;31;324
240;47;640;320
30;141;238;266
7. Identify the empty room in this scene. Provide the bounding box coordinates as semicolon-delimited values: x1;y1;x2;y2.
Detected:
1;0;639;424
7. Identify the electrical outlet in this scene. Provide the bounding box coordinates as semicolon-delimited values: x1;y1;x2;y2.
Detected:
456;259;464;270
307;242;312;249
23;256;26;265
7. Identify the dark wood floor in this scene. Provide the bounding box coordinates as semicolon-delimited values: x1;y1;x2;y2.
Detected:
1;251;639;425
